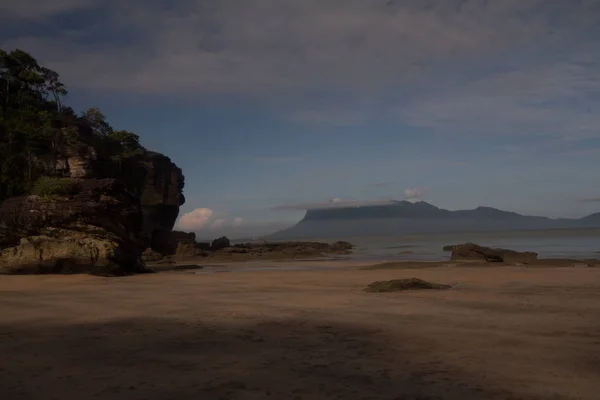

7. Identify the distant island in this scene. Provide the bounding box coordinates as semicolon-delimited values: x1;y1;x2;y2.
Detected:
267;201;600;239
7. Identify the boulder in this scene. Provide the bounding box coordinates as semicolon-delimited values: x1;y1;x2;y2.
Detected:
443;243;538;263
175;242;206;259
0;180;146;275
141;248;164;262
0;230;146;276
211;236;231;250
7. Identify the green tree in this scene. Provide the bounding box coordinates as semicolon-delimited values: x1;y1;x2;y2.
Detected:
0;47;147;202
107;130;145;171
81;107;112;136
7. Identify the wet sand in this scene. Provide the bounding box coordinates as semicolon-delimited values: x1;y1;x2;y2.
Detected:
1;262;600;399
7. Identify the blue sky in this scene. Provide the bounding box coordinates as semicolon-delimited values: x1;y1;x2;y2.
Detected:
1;0;600;237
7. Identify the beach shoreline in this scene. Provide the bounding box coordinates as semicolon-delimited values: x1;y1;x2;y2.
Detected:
2;260;600;399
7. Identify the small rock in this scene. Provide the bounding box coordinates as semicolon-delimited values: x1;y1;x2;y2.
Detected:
364;278;451;292
572;263;590;268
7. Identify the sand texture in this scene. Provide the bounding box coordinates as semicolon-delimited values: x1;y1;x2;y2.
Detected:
1;263;600;399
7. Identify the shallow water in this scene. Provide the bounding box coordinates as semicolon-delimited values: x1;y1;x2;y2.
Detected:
195;265;349;274
346;228;600;261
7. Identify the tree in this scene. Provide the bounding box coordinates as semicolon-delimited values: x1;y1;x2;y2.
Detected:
107;130;145;171
41;67;67;112
81;107;112;136
0;47;147;202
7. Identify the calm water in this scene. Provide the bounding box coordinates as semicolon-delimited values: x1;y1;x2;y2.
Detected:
329;229;600;261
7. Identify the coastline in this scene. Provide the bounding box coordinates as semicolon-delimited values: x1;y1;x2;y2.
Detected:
146;255;599;275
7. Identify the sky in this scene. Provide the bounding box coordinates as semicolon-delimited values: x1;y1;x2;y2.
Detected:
1;0;600;238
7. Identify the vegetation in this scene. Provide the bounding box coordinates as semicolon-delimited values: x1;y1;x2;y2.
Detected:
0;48;145;202
31;176;80;199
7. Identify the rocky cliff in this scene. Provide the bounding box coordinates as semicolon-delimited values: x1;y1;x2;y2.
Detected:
0;47;186;274
0;151;185;275
116;152;185;253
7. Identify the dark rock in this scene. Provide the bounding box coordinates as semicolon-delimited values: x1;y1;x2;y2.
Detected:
163;231;196;255
196;242;211;251
365;278;451;292
208;240;355;259
443;243;538;263
330;241;354;254
211;236;231;250
0;151;185;275
117;152;185;254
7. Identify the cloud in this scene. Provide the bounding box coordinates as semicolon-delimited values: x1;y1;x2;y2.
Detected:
580;197;600;203
176;208;214;231
3;1;596;95
366;181;395;188
0;0;97;19
399;60;600;138
1;0;598;133
403;188;425;200
249;156;303;163
210;219;226;229
175;208;247;232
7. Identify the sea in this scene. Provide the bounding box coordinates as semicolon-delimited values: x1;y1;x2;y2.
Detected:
266;229;600;262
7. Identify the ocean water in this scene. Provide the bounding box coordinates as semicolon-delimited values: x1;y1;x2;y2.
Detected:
337;229;600;261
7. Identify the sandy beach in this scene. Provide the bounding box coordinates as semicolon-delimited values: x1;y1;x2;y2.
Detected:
1;261;600;400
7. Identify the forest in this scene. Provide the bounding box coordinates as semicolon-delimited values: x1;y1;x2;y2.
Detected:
0;48;145;202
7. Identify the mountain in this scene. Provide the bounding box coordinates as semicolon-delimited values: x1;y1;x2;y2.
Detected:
267;201;600;240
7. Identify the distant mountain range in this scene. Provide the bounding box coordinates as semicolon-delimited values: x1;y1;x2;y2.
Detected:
267;201;600;240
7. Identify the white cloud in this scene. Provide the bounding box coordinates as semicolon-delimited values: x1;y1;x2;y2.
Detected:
175;208;247;232
403;188;425;200
176;208;214;231
210;219;226;229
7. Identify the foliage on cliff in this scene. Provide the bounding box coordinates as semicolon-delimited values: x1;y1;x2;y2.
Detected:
0;48;145;202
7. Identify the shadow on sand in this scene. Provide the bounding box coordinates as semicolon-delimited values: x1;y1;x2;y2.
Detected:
0;317;539;400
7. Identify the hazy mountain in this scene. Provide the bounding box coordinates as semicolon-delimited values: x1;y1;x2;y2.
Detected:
267;201;600;240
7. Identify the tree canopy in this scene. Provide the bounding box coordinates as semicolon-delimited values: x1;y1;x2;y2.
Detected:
0;48;145;202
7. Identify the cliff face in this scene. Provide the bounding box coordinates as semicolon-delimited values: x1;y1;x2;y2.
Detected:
0;151;185;275
114;151;185;253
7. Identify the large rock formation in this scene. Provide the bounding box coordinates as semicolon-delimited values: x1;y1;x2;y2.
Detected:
128;152;185;253
443;243;538;264
0;152;185;275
